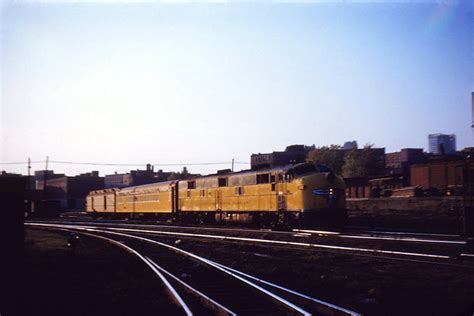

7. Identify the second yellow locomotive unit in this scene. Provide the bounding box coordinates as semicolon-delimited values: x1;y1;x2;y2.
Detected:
86;162;347;227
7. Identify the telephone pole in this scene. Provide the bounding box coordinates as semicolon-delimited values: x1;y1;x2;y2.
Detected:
42;156;49;202
27;157;31;215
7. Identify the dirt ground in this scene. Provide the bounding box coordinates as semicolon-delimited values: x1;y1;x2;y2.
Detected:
20;229;182;316
21;227;474;316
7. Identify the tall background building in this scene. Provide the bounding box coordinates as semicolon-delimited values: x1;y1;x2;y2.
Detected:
428;133;456;154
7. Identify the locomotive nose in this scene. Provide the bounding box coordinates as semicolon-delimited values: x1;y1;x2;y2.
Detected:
326;172;335;183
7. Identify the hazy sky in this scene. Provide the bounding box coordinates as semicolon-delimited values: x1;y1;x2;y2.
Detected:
1;0;473;176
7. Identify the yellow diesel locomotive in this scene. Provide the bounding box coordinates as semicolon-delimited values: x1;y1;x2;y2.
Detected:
86;162;347;227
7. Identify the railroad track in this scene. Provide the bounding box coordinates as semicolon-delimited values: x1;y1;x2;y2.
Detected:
28;220;474;266
34;218;467;246
27;223;360;316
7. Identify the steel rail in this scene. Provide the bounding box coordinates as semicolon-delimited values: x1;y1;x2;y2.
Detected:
293;229;466;245
29;225;193;316
28;223;312;316
28;222;459;259
93;225;455;260
28;222;455;260
86;228;312;316
144;257;237;316
205;259;361;316
29;219;294;235
337;234;466;245
345;228;461;238
33;219;466;246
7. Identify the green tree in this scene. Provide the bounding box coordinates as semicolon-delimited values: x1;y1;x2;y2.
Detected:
342;144;378;177
307;145;345;174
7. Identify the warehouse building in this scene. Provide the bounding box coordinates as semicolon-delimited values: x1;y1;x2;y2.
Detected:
251;145;314;170
37;171;104;210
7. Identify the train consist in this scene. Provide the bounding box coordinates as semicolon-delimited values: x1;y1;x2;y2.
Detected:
86;162;347;227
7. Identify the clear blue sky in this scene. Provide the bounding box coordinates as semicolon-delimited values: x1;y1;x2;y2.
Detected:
1;0;473;176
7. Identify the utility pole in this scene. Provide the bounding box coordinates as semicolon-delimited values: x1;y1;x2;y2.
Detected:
42;156;49;203
27;157;31;215
231;158;234;172
463;155;473;238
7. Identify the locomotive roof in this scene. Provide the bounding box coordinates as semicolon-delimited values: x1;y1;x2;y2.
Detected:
110;162;326;192
119;180;176;192
189;165;294;179
187;162;326;180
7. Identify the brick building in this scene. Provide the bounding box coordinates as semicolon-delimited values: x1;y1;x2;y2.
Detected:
104;164;171;189
37;171;104;210
34;170;65;190
251;144;315;170
385;148;426;185
411;161;465;191
367;147;387;176
345;175;404;198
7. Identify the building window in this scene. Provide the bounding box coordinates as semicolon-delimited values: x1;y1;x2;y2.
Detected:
218;178;228;187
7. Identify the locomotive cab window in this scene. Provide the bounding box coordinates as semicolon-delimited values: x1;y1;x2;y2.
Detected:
218;177;228;187
188;180;196;189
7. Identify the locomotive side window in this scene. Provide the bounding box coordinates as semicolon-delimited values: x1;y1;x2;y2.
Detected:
218;177;228;187
256;173;270;184
235;187;244;195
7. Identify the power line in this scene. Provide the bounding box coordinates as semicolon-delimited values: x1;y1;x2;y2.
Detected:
0;161;44;165
49;160;250;166
1;160;250;166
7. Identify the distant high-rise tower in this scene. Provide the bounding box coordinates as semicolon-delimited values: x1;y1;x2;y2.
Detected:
428;134;456;154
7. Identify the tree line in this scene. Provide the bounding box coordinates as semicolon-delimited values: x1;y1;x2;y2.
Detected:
307;144;380;178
